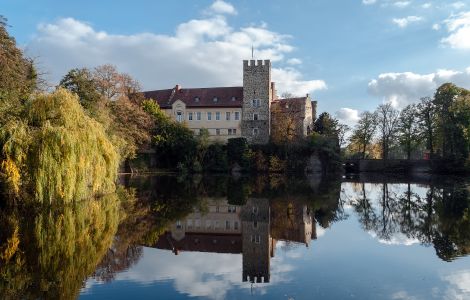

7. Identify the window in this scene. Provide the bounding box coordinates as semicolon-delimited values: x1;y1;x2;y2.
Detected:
194;97;200;102
234;221;239;230
195;219;201;228
216;112;221;120
228;206;236;213
226;221;231;230
197;112;202;121
187;219;193;229
228;129;234;136
176;220;182;229
231;96;237;101
213;97;218;102
216;129;220;135
252;99;260;107
234;111;240;120
206;220;212;229
188;112;193;121
253;128;259;136
233;129;237;135
226;112;230;120
253;221;258;229
216;206;220;213
253;113;259;120
251;235;261;244
176;111;183;123
207;112;212;121
214;220;220;229
253;206;258;214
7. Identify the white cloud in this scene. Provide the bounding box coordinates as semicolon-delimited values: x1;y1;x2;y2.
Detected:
27;3;324;97
422;3;432;9
286;58;302;65
393;1;411;8
362;0;377;5
392;16;423;28
441;11;470;49
336;108;361;126
443;270;470;300
367;67;470;107
432;23;441;30
369;231;420;246
451;2;466;10
208;0;237;15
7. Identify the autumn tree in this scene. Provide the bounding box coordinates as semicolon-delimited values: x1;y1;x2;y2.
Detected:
349;111;377;159
0;15;37;123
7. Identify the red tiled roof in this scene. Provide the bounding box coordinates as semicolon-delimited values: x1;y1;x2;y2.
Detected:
153;232;242;254
143;86;243;109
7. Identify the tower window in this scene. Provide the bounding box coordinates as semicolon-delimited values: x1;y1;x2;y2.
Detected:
252;99;260;107
253;128;259;136
253;113;259;121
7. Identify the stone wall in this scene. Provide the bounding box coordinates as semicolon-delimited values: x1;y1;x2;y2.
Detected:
241;60;272;144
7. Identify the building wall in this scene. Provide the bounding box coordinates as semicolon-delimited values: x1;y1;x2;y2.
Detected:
241;60;272;144
163;101;243;143
170;198;243;241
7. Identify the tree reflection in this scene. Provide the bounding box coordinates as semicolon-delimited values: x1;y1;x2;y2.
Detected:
348;180;470;261
0;193;120;299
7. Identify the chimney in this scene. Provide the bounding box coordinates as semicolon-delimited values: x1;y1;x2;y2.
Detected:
175;84;181;92
271;82;277;100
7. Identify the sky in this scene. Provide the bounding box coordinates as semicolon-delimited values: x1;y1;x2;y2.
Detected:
2;0;470;126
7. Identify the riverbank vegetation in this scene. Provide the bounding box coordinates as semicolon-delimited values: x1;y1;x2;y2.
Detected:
347;84;470;171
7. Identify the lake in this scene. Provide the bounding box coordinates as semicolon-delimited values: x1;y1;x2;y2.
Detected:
1;174;470;299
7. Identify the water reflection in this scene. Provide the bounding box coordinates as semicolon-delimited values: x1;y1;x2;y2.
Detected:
1;175;470;299
345;180;470;261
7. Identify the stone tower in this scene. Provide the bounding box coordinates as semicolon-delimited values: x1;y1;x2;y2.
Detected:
241;60;272;144
241;198;272;283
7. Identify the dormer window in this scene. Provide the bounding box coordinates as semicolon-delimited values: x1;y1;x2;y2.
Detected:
231;96;237;101
213;97;218;102
194;97;200;102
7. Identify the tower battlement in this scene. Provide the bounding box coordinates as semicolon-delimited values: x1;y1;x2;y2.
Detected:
243;59;271;68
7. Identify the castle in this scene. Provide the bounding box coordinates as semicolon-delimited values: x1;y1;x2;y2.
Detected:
143;60;317;144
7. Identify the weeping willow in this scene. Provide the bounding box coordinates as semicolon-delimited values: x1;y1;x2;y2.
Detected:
0;88;120;204
0;194;120;299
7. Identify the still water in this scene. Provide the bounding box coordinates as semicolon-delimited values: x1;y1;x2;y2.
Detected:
1;175;470;299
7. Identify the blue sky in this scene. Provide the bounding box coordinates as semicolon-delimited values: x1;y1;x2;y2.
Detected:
2;0;470;125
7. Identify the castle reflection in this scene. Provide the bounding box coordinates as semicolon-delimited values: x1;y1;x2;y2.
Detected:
150;197;315;284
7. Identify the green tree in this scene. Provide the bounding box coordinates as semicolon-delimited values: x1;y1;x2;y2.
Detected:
398;104;420;159
416;97;436;156
376;103;399;159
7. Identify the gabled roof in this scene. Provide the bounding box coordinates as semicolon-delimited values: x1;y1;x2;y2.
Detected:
153;232;242;254
143;86;243;109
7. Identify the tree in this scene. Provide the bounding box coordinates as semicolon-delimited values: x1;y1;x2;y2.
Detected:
398;104;420;159
349;111;377;159
0;15;37;123
416;97;436;156
433;83;466;158
376;103;399;159
313;112;339;136
59;68;102;111
337;123;350;148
